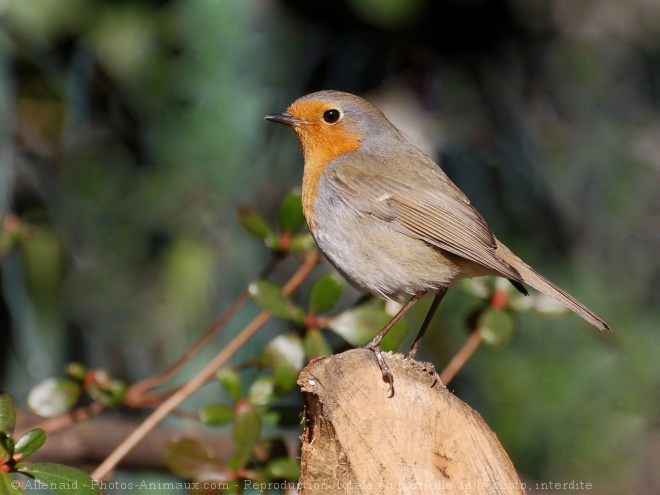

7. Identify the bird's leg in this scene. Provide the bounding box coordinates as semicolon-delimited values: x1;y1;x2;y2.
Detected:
363;290;427;348
361;290;426;393
407;289;446;359
406;288;446;387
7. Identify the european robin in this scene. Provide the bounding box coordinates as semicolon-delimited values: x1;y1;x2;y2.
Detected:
266;90;609;388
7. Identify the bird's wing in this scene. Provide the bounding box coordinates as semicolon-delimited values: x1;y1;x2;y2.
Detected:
329;155;523;282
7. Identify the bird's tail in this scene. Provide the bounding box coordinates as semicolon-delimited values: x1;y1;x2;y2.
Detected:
496;240;610;331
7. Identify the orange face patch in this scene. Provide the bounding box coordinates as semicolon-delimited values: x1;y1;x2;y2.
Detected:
286;100;363;230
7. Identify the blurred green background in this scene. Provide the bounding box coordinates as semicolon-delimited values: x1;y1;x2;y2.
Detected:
1;0;658;493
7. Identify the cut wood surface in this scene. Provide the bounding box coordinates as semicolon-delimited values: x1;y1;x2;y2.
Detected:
298;349;525;495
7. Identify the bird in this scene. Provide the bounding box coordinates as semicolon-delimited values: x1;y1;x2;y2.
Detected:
265;90;610;389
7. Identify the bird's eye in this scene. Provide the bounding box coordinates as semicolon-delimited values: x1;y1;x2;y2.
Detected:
322;109;341;124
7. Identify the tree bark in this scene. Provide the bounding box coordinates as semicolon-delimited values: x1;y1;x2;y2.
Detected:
298;349;525;495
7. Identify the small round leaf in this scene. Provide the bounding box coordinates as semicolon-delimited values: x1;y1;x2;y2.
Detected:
308;274;343;315
248;280;305;324
290;233;316;254
303;329;332;359
64;363;87;381
14;428;46;458
0;435;14;464
279;192;305;234
265;457;301;480
216;368;242;403
238;207;273;242
199;404;234;426
460;278;492;299
16;463;99;495
328;299;408;350
162;438;224;480
233;400;262;469
477;307;515;347
0;392;17;434
258;334;304;393
248;376;275;406
27;378;80;418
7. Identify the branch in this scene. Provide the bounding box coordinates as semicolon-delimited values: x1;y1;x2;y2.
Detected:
125;254;284;406
439;330;483;385
91;251;321;481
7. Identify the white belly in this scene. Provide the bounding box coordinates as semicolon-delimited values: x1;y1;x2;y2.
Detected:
311;199;460;300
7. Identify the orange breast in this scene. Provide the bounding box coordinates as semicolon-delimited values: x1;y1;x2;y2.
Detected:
290;117;362;231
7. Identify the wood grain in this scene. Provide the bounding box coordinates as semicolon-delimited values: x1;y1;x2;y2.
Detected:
298;349;524;494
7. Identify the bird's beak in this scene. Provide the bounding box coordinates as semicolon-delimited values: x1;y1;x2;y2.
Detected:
264;112;305;127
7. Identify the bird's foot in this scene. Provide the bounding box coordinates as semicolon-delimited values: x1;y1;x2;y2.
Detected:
405;351;439;388
361;342;394;396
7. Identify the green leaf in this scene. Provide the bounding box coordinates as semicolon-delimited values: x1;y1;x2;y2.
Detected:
289;233;316;254
216;368;242;403
0;472;23;495
272;362;300;394
107;379;127;404
258;334;304;393
264;234;282;252
0;392;17;434
247;377;275;406
477;307;515;347
262;410;281;426
328;299;408;351
278;192;305;234
199;404;234;426
0;435;13;464
303;329;332;359
14;429;46;459
460;278;492;299
87;379;127;407
64;363;87;382
308;274;343;315
27;378;81;418
265;457;301;480
16;463;99;495
248;280;305;324
233;401;262;469
162;438;224;480
237;207;273;242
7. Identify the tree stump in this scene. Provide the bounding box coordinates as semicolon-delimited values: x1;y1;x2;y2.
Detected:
298;349;525;494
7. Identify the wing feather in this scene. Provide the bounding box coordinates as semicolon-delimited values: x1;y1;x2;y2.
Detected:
330;156;523;282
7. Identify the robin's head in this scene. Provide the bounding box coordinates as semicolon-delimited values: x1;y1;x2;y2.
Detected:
265;90;398;167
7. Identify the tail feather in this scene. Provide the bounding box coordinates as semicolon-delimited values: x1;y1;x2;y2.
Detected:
496;240;610;331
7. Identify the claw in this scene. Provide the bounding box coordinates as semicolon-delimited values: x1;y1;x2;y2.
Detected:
357;291;427;396
362;344;395;396
373;346;395;396
429;366;439;388
405;351;439;389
